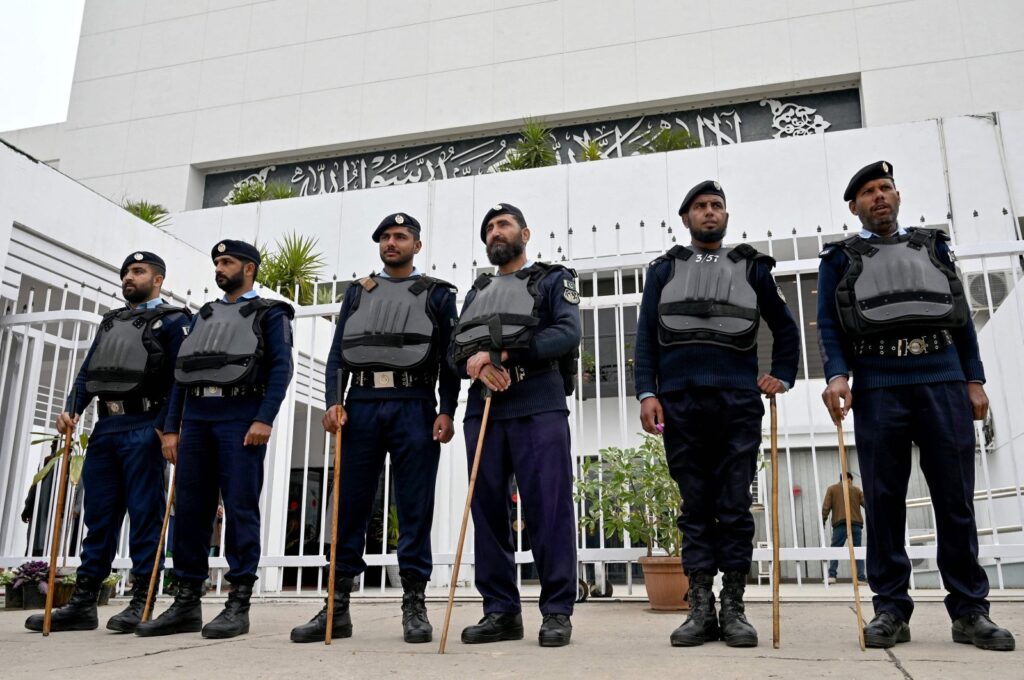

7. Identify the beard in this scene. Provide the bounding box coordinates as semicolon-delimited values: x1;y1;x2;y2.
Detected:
216;269;245;294
380;249;414;268
690;226;727;244
123;282;153;305
486;236;526;266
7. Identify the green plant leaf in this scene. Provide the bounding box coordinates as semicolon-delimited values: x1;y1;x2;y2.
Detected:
637;127;701;154
31;457;59;485
69;454;86;485
122;198;171;228
497;117;557;171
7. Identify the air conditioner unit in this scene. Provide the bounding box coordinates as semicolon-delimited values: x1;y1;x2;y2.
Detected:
966;271;1012;310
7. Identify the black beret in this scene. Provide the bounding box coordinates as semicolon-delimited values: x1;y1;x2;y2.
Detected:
844;160;894;201
211;239;260;265
480;202;526;243
678;180;726;216
372;212;421;242
120;251;166;278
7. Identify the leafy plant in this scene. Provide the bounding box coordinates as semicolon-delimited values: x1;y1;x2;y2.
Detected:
638;127;701;154
574;434;682;557
386;504;399;551
578;139;603;162
498;118;557;172
226;177;295;204
256;232;326;305
13;560;51;594
122;199;170;228
102;573;122;587
31;432;89;486
0;570;13;587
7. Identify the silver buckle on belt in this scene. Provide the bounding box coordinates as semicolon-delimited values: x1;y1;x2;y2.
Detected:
203;385;223;397
105;400;125;415
897;338;927;357
372;371;394;388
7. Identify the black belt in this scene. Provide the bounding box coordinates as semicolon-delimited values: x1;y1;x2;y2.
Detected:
351;370;435;388
854;330;954;357
187;385;266;398
506;362;558;385
98;397;164;417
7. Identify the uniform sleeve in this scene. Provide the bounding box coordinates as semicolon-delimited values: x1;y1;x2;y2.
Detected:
163;314;197;434
634;261;667;397
939;241;986;383
448;289;476;380
433;286;461;417
753;262;800;386
66;338;99;416
253;305;295;426
816;252;851;382
153;312;189;431
515;268;581;362
324;286;357;408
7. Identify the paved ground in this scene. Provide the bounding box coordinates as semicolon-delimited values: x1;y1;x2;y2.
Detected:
2;592;1021;679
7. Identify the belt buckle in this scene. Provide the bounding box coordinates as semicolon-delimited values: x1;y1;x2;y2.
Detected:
105;400;125;415
203;385;223;397
907;338;926;355
373;371;394;388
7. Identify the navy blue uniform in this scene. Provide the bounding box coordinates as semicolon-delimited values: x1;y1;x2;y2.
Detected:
635;247;799;575
324;275;460;582
817;231;989;623
67;298;189;583
452;264;581;617
164;292;294;586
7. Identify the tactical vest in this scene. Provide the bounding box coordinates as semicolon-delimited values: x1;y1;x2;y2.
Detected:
830;228;967;338
453;262;580;395
85;305;191;396
656;244;768;351
174;297;294;386
341;275;449;371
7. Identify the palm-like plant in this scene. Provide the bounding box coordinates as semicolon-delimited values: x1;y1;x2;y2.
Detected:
265;181;295;200
638;127;701;154
577;139;603;162
122;199;170;228
498;118;557;171
257;232;326;305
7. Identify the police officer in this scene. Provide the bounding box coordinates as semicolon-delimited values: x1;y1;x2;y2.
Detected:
136;240;294;639
635;181;800;648
450;203;581;648
290;213;460;644
25;252;190;634
818;161;1014;651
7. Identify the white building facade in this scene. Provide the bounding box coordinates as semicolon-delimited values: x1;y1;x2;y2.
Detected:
2;0;1024;594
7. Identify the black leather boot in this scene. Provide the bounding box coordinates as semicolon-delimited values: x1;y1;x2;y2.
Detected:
201;583;253;639
670;572;719;647
952;612;1015;651
718;571;758;647
135;579;203;637
25;574;101;632
461;612;524;644
401;577;432;643
863;611;910;648
538;614;572;647
106;578;150;633
290;577;353;643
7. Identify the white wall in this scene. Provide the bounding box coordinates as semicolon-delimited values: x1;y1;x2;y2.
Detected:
38;0;1024;211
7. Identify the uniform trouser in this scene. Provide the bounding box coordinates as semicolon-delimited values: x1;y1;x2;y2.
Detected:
173;419;266;585
78;426;166;581
333;399;440;583
463;411;576;616
662;388;763;575
853;381;989;622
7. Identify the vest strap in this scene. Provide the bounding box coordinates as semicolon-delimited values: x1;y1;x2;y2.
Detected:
658;301;759;320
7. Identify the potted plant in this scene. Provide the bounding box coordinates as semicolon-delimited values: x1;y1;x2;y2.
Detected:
12;560;51;609
1;569;21;609
98;573;122;606
574;433;689;610
53;571;77;607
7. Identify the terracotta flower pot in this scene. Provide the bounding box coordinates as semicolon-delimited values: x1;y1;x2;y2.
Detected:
639;555;690;611
52;582;76;607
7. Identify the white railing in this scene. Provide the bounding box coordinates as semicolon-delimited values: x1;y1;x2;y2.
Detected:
3;230;1024;597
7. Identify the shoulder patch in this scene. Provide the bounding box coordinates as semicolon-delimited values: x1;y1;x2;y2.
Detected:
563;278;581;305
358;276;377;291
776;285;787;303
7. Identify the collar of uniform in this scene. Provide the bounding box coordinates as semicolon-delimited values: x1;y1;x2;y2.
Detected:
130;297;166;311
377;266;421;279
859;225;907;239
494;259;535;277
220;289;260;303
